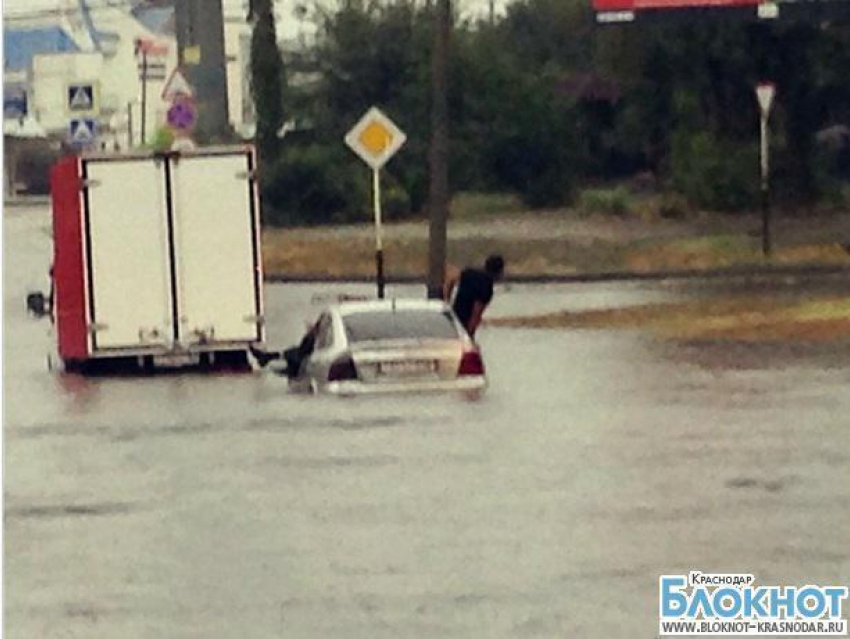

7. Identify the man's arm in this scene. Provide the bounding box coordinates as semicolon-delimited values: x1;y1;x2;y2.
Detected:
466;301;488;337
443;265;460;302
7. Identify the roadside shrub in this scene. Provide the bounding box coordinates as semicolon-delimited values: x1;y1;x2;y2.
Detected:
8;140;60;195
671;130;758;212
381;178;412;220
577;186;633;216
632;191;693;221
450;192;523;219
260;145;369;226
149;126;175;152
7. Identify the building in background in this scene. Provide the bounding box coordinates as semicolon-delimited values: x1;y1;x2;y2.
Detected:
4;1;175;150
3;0;256;149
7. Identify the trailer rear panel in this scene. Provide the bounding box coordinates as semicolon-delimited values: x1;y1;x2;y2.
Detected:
50;146;265;370
85;157;173;351
170;152;263;346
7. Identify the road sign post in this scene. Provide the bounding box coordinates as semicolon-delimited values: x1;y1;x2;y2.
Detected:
756;82;776;257
373;168;385;299
345;107;407;299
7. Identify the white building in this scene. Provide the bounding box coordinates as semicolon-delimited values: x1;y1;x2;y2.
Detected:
4;0;255;149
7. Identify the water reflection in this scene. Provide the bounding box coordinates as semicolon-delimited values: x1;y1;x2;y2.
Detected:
4;205;849;639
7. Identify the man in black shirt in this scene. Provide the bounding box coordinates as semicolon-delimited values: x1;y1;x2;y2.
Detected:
444;255;505;337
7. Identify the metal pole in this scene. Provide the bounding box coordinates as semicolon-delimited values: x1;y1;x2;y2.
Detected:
140;50;148;145
760;114;771;256
373;168;385;299
127;101;133;149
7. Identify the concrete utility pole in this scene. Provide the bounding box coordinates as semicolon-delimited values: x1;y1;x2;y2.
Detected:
140;48;148;144
756;82;776;257
174;0;231;141
427;0;451;299
127;101;134;149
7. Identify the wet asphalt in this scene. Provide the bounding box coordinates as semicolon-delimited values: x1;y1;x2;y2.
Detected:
4;207;849;638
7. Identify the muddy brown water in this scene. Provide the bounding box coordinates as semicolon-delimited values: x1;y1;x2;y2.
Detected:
4;207;849;637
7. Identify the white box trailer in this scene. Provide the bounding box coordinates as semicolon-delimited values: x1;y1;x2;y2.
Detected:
50;146;265;372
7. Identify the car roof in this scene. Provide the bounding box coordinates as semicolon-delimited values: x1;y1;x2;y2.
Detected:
330;298;451;317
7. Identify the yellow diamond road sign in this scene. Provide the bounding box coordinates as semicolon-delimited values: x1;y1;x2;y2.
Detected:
345;107;406;170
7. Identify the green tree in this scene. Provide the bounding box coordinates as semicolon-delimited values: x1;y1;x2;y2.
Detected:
250;0;286;165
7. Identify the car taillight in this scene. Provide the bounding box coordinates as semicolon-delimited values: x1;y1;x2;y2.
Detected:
458;350;485;376
328;355;358;382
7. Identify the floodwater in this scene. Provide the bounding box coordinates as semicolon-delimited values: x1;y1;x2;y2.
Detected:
4;207;849;638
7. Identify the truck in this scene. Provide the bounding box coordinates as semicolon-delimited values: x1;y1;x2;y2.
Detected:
48;146;265;373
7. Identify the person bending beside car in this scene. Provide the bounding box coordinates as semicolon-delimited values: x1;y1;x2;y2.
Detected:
444;254;504;338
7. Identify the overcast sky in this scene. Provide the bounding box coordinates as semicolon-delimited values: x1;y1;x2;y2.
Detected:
2;0;511;20
3;0;512;42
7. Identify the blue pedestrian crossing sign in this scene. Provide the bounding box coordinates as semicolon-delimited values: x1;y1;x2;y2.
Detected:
4;86;28;119
68;84;95;112
69;119;97;145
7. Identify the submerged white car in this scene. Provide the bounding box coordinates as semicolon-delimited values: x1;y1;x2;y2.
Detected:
290;298;487;395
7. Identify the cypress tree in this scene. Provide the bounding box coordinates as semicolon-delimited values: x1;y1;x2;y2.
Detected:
250;0;286;165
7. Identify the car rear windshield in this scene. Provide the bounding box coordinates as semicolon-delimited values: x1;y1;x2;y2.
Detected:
343;310;459;343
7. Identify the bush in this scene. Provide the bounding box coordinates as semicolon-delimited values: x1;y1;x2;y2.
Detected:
450;192;523;219
577;186;633;216
260;145;366;226
380;178;412;220
671;130;759;212
8;140;60;195
262;143;423;226
631;191;693;221
149;126;174;152
259;142;416;226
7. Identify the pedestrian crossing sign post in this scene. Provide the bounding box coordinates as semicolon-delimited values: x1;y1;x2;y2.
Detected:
68;84;96;113
69;119;97;147
344;107;407;299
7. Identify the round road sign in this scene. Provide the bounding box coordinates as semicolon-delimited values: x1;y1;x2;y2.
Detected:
167;98;196;132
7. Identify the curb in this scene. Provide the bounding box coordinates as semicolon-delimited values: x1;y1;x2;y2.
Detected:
265;264;850;285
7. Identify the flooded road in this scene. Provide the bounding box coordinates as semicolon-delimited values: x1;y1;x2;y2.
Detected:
4;207;849;638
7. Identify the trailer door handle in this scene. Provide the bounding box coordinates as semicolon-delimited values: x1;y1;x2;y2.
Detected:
191;326;215;343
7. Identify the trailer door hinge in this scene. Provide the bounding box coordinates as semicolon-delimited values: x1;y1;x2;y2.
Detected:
138;327;163;343
81;179;101;190
235;170;257;181
88;322;108;334
244;314;265;325
191;326;215;344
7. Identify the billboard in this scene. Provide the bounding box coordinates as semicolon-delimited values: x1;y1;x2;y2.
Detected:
595;0;754;10
593;0;850;23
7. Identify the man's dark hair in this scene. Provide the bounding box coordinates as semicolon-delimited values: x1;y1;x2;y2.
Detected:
484;254;505;277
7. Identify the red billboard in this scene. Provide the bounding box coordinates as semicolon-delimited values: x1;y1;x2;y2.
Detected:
594;0;755;10
593;0;850;22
